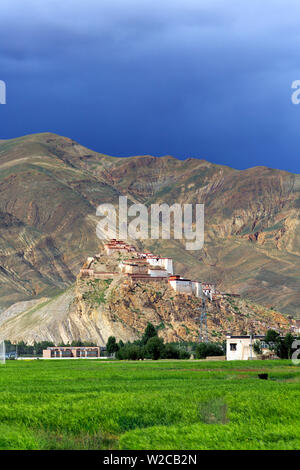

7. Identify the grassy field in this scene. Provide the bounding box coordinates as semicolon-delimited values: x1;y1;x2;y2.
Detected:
0;359;300;450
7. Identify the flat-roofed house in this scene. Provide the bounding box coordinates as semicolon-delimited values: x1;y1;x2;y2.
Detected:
226;335;273;361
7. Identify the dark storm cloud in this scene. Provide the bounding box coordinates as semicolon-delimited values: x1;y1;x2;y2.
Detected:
1;0;300;172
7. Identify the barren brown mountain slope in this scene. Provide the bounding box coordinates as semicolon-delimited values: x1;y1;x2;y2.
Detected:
0;132;299;316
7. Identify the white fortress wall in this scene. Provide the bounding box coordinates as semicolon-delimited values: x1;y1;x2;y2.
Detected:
148;268;168;278
146;257;173;275
169;279;193;294
192;281;203;298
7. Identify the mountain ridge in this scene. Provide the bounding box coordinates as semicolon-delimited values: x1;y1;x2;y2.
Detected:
2;132;298;173
0;132;299;317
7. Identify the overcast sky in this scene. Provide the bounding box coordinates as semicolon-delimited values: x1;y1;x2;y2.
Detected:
1;0;300;172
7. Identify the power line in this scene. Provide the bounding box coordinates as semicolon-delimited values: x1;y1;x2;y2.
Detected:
194;296;208;343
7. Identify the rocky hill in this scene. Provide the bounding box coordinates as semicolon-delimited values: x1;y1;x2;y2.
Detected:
0;132;299;319
0;246;293;345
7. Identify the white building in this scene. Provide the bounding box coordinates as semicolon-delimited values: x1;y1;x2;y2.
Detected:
146;256;173;275
191;281;203;298
168;276;193;294
148;266;168;277
103;240;135;255
226;335;270;361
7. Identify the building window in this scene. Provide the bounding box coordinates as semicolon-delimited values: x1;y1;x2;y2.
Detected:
230;343;237;351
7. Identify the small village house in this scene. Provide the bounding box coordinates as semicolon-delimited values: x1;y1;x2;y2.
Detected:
226;335;274;361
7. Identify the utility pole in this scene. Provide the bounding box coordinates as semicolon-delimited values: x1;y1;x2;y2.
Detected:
200;296;208;343
0;340;5;365
249;326;255;360
194;296;208;343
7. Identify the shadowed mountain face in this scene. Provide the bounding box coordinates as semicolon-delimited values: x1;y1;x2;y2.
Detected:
0;133;299;315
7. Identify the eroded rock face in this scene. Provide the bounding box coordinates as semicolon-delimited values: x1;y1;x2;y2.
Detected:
71;276;292;345
0;271;292;346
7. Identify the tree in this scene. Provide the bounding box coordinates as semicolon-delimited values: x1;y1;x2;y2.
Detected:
71;340;84;347
125;345;143;360
264;330;297;359
253;340;262;355
179;349;190;359
146;337;165;360
276;333;295;359
141;322;157;345
16;341;34;356
4;340;14;353
16;341;27;355
116;344;144;360
115;323;192;361
162;343;190;359
195;343;208;359
195;342;224;359
163;343;180;359
264;330;295;359
283;333;295;359
33;341;55;355
106;336;119;355
264;330;280;350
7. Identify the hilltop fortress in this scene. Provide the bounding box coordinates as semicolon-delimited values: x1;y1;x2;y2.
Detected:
0;238;293;346
79;239;236;301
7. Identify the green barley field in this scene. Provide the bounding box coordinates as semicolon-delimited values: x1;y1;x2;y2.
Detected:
0;359;300;450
